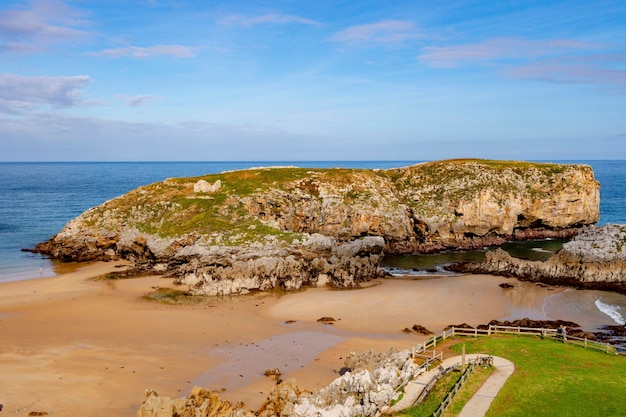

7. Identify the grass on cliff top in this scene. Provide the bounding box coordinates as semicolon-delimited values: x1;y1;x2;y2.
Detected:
438;335;624;417
384;159;573;214
172;166;377;196
93;166;382;242
444;158;566;170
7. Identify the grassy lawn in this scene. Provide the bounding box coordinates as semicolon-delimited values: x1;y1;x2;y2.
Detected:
449;336;626;417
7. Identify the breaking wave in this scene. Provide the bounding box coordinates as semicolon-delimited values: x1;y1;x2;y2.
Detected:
381;265;459;277
531;247;553;253
595;298;626;325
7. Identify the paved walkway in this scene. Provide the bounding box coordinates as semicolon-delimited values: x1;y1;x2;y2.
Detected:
384;354;514;416
458;355;514;417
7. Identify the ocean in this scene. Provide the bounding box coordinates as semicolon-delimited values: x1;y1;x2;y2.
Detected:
1;160;625;331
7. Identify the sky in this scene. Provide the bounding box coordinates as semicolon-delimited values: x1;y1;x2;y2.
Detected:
1;0;626;161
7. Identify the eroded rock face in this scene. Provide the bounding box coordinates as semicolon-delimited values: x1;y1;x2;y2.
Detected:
174;235;385;295
449;225;626;294
136;349;420;417
34;160;600;294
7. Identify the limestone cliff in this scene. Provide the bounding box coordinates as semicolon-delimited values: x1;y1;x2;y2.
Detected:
449;225;626;294
34;159;600;295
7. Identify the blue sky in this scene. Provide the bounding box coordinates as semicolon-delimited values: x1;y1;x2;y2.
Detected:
1;0;626;161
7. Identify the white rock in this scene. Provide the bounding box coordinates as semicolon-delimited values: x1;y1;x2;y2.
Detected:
194;179;221;193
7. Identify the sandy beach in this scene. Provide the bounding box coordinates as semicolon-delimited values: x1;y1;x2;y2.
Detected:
0;265;563;416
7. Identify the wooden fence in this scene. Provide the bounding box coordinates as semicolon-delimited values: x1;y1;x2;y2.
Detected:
412;325;619;357
388;325;620;417
430;356;493;417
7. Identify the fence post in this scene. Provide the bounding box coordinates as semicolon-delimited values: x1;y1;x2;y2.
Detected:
443;330;447;341
488;325;491;336
433;335;437;347
584;338;587;349
452;327;455;337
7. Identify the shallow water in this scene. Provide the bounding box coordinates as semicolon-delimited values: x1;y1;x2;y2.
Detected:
542;288;626;330
191;331;345;392
381;239;566;277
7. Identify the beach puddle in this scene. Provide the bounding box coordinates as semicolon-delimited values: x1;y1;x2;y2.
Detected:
191;331;345;393
498;281;561;322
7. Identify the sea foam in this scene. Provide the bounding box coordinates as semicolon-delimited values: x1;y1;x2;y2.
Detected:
595;299;626;325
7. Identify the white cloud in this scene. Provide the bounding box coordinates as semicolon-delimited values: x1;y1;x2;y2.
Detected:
330;20;422;44
219;13;320;27
0;113;344;161
0;73;91;111
2;111;625;161
91;44;198;58
0;0;91;53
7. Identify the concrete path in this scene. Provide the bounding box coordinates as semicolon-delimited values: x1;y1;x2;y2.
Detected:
384;354;514;416
458;355;514;417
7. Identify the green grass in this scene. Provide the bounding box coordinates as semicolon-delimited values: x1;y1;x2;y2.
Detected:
143;287;213;305
448;336;626;417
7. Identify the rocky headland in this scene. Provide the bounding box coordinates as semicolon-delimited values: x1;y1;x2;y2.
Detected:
34;159;600;295
449;224;626;294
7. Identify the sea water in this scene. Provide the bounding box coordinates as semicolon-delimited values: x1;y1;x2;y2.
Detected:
1;160;625;330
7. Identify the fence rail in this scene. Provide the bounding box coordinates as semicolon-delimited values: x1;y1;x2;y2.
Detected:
412;325;618;358
430;356;492;417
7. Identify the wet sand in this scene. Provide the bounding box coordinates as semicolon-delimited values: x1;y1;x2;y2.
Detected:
0;267;589;416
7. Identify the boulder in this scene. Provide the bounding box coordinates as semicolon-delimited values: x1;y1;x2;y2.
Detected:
194;179;221;193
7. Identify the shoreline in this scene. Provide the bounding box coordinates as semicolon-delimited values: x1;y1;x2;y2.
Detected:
0;264;623;416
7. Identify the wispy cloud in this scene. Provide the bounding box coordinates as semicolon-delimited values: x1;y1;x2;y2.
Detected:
505;59;626;93
0;73;91;112
118;94;162;107
91;44;198;58
0;0;91;53
418;37;626;92
219;13;320;27
330;20;422;45
418;37;604;68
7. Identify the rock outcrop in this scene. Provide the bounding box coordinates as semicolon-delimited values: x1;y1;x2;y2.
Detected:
174;235;384;295
449;225;626;294
34;160;600;295
136;348;420;417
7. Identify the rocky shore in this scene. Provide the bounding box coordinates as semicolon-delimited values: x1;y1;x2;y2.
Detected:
137;348;420;417
34;159;600;295
449;224;626;294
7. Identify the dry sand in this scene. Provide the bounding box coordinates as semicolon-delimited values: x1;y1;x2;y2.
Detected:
0;266;558;416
